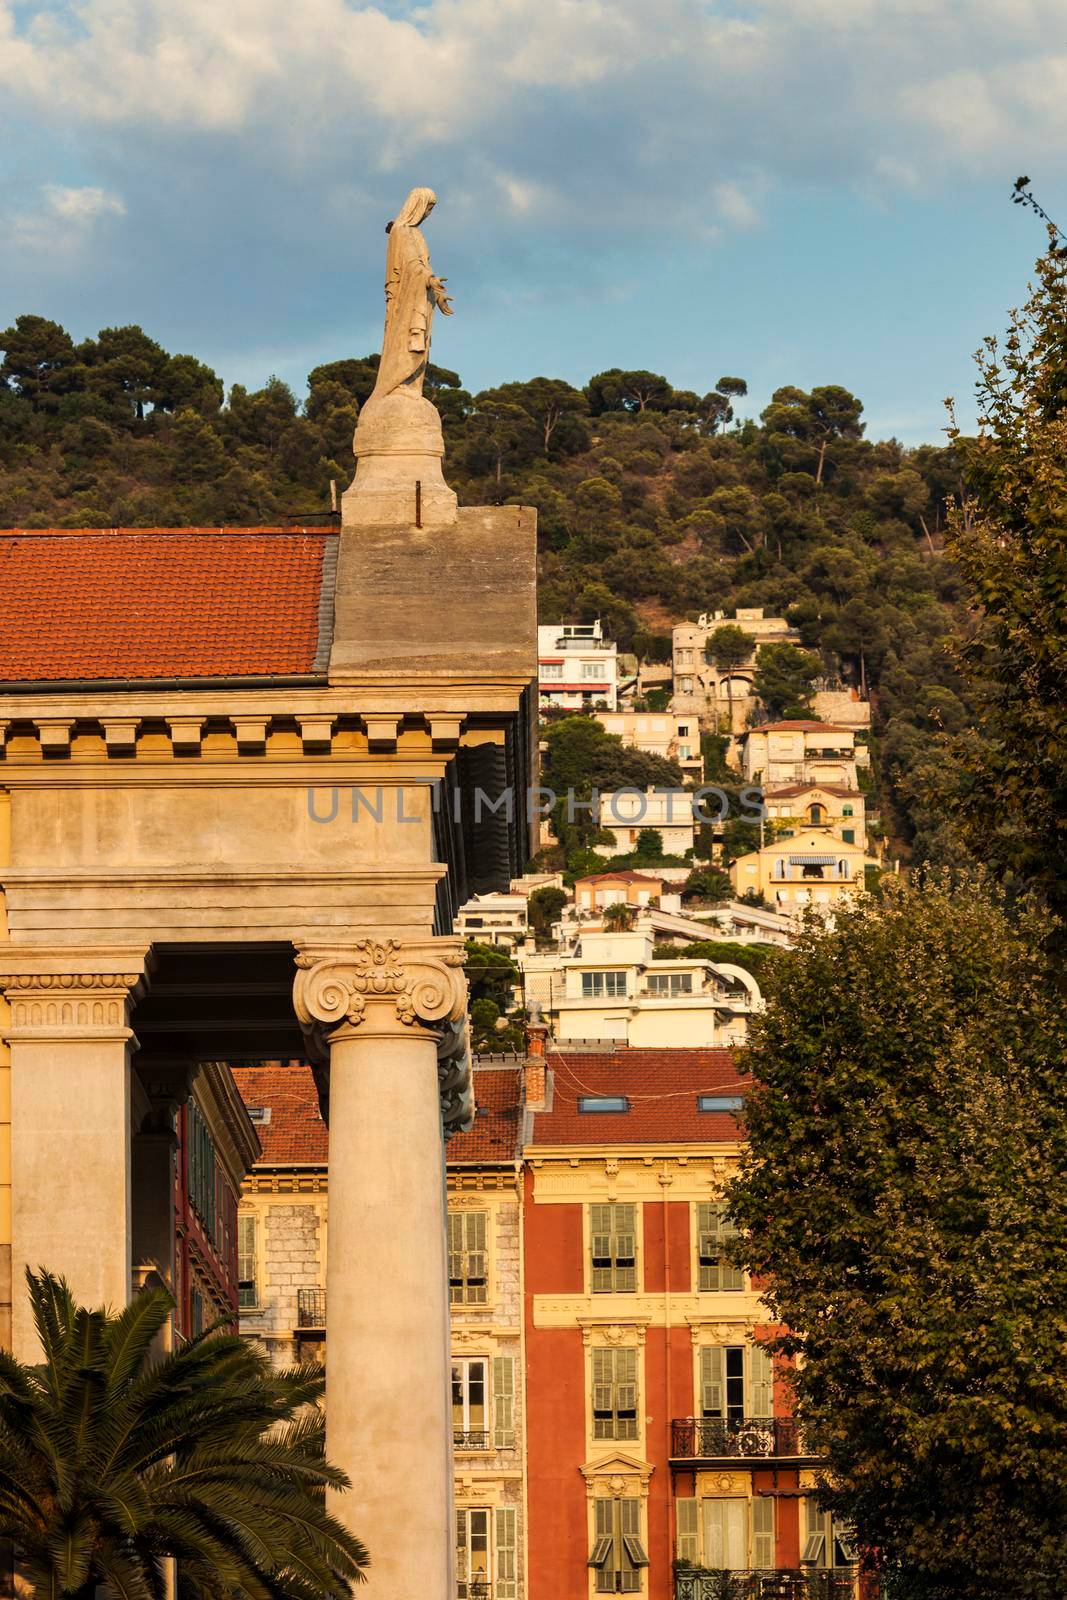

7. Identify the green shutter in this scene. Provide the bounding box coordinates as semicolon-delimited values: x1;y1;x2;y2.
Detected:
700;1346;724;1416
752;1496;775;1569
719;1207;744;1291
593;1500;615;1592
613;1203;637;1292
456;1509;468;1584
237;1214;256;1306
747;1342;773;1418
492;1355;515;1448
494;1506;517;1600
616;1347;638;1439
676;1497;700;1563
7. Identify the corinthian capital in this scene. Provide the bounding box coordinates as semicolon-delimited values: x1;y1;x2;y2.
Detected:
293;937;467;1040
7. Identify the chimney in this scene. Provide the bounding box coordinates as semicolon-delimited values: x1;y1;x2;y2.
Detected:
523;999;550;1111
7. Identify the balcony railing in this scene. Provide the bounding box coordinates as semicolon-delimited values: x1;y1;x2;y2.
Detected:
296;1288;326;1329
458;1581;491;1599
671;1417;808;1461
675;1570;858;1600
453;1428;490;1450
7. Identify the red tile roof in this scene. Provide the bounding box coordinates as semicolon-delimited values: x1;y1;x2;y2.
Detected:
532;1048;745;1145
0;528;335;682
448;1062;523;1164
231;1062;328;1164
231;1059;522;1168
765;783;858;799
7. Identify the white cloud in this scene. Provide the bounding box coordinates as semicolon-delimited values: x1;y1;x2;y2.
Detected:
2;0;1067;253
8;183;126;252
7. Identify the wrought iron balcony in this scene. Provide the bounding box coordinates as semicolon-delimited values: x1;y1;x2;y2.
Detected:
671;1417;811;1462
675;1569;859;1600
296;1288;326;1329
453;1428;490;1451
458;1582;491;1599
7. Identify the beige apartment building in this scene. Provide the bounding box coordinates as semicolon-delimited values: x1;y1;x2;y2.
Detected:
739;721;865;791
762;784;866;850
598;789;697;858
672;609;800;731
593;710;702;779
520;927;759;1046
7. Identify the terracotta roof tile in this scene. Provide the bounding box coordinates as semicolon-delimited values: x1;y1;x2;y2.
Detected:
574;871;667;887
231;1062;328;1165
231;1060;522;1168
745;721;849;734
531;1048;745;1145
0;527;334;681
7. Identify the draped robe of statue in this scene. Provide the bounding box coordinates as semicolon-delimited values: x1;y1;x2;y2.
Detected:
374;187;441;398
344;185;458;527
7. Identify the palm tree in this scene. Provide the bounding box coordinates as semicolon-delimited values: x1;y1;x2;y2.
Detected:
602;901;634;932
0;1269;369;1600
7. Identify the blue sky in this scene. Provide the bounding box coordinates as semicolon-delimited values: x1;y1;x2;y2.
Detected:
1;0;1065;445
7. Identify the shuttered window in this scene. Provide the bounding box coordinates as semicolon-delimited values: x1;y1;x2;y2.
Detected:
590;1498;647;1593
456;1508;490;1597
592;1347;639;1440
492;1355;516;1449
675;1498;699;1563
696;1202;743;1291
449;1211;488;1305
747;1341;774;1419
590;1203;637;1293
804;1502;858;1568
752;1496;775;1569
494;1506;517;1600
237;1213;256;1309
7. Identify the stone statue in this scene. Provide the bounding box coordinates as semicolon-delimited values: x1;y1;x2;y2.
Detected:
373;187;453;399
343;186;458;528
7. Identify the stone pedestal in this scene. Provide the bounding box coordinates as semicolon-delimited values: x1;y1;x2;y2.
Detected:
0;946;148;1359
342;392;458;529
293;938;470;1600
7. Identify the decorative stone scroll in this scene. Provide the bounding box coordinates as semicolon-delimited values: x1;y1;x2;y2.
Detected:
292;937;473;1135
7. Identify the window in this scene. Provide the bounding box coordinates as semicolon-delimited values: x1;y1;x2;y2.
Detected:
187;1100;218;1245
449;1211;488;1305
678;677;693;694
590;1202;637;1293
842;804;853;817
590;1498;647;1592
677;1497;774;1573
837;860;850;879
699;1343;773;1421
678;744;691;759
582;661;607;679
808;803;825;824
582;970;627;999
592;1347;639;1440
803;1502;858;1568
237;1214;257;1309
456;1508;490;1598
647;972;693;996
244;1105;271;1125
494;1506;518;1600
541;662;563;680
492;1354;516;1449
697;1095;744;1114
452;1359;487;1446
678;723;690;735
579;1096;630;1114
841;828;855;844
696;1202;743;1291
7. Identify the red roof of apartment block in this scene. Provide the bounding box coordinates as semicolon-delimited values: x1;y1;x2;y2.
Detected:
0;527;336;682
230;1062;328;1165
231;1058;524;1167
746;721;849;734
533;1048;745;1145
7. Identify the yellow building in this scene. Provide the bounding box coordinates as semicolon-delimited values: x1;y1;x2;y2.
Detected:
729;827;867;915
762;784;866;851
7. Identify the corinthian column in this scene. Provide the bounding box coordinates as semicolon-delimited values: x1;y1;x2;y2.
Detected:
293;937;471;1600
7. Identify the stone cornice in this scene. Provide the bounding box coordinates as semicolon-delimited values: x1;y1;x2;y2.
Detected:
0;944;150;1037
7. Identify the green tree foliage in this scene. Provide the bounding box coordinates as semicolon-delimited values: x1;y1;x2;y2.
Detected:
680;865;733;904
527;885;567;936
0;1269;368;1600
601;901;634;931
728;875;1067;1600
650;937;781;984
0;317;975;856
917;233;1067;928
751;641;820;720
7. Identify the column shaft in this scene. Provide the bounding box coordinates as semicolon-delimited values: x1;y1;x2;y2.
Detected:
325;1023;454;1600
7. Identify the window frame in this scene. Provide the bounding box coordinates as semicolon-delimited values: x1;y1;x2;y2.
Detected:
237;1212;257;1309
451;1356;489;1445
695;1201;744;1293
591;1345;639;1441
590;1497;647;1593
448;1209;490;1307
589;1202;638;1294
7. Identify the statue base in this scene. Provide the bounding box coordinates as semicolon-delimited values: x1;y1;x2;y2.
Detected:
341;391;458;528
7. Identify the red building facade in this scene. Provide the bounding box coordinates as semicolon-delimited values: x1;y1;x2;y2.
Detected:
523;1049;849;1600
